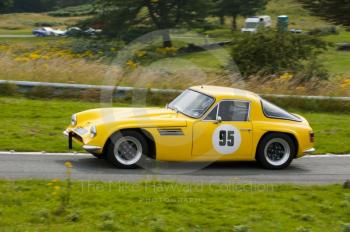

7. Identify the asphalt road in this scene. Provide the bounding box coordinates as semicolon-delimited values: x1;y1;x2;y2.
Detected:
0;152;349;184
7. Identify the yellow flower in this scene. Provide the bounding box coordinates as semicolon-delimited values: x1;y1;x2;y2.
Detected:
340;79;350;88
54;186;61;191
156;47;177;55
14;57;30;62
47;182;53;186
29;53;40;60
126;60;138;69
64;161;73;168
156;47;166;54
165;47;177;54
295;86;306;92
135;50;146;58
279;73;293;81
52;178;60;183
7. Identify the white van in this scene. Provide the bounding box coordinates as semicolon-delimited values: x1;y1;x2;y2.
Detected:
241;16;272;33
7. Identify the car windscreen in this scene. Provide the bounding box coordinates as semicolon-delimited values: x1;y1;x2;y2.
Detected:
168;90;214;118
261;99;301;122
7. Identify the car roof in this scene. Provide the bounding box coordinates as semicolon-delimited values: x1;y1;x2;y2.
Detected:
190;85;261;102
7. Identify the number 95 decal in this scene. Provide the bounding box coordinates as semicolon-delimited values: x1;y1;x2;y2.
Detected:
213;125;241;155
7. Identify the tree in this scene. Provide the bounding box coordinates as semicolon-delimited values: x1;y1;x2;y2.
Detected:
2;0;92;13
230;30;329;79
214;0;268;30
95;0;213;47
299;0;350;27
0;0;13;13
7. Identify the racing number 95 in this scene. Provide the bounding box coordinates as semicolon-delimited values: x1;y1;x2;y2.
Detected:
219;130;235;147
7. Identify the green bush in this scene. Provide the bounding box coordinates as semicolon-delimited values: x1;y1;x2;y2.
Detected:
48;4;96;17
308;26;339;36
0;83;18;96
28;86;55;99
264;96;350;113
343;223;350;232
230;30;330;79
66;38;124;57
34;21;61;27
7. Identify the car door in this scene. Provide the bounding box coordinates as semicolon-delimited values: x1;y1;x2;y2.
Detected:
192;100;253;161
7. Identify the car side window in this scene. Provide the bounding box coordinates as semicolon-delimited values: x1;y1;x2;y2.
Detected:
204;105;218;120
218;101;250;121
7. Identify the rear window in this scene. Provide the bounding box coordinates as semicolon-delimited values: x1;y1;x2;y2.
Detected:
261;99;301;122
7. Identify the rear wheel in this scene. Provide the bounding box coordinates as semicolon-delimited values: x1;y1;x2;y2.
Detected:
256;133;296;170
106;131;149;169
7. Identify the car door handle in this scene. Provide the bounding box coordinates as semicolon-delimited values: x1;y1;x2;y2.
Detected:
240;129;252;132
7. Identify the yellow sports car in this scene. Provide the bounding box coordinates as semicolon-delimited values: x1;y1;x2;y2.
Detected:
64;86;315;169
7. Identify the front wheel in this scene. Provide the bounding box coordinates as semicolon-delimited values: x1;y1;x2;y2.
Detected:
105;131;149;169
256;133;296;170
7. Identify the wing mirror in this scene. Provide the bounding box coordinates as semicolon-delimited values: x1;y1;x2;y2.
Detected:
215;116;222;124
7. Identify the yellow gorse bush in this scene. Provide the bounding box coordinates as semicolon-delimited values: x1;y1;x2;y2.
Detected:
126;60;138;70
156;47;178;55
0;40;102;63
341;79;350;89
279;72;293;81
135;50;146;58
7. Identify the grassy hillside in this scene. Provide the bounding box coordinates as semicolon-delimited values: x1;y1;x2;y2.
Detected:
0;13;88;35
0;0;349;93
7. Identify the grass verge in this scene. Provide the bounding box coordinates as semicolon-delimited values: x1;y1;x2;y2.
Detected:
1;97;350;154
0;180;349;231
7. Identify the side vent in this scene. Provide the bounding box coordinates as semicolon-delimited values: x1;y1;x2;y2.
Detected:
158;128;184;136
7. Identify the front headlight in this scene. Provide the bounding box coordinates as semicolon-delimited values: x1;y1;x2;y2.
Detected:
90;125;97;138
71;114;77;126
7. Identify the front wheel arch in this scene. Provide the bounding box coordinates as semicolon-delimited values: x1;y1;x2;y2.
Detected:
102;128;156;160
255;131;299;159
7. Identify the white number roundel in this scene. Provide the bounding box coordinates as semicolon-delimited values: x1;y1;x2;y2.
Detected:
212;125;241;155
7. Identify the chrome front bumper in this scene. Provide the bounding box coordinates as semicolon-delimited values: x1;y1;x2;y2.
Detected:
82;145;102;153
304;148;316;155
63;130;69;137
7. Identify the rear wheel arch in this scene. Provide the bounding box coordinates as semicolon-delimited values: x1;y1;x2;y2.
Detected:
255;131;299;159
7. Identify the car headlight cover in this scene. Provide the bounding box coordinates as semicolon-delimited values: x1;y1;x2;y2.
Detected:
90;125;97;138
71;114;77;126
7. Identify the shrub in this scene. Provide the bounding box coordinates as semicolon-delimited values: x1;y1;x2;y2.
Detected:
264;96;350;113
66;211;80;222
80;89;101;102
300;214;314;221
343;223;350;232
230;29;330;79
0;83;18;96
100;211;115;221
296;226;311;232
233;224;249;232
34;22;61;27
66;38;124;57
28;86;55;99
48;4;96;17
98;219;120;231
308;26;339;36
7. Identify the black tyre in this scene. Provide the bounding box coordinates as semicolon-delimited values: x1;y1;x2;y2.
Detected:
105;131;149;169
256;133;296;170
